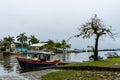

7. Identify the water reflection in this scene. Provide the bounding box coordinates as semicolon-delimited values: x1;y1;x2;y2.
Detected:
3;54;11;68
53;53;71;62
0;53;20;76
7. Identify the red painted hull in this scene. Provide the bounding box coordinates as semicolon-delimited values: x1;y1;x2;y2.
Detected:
16;57;60;69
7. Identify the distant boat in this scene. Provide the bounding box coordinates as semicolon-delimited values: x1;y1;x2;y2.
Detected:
16;51;60;69
72;48;81;53
105;51;118;58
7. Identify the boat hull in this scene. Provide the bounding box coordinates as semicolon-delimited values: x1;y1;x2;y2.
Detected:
16;57;60;69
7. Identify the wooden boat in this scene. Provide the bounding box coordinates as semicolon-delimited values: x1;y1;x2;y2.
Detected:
16;51;60;69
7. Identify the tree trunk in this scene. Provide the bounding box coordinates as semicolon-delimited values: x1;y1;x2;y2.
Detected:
94;35;100;61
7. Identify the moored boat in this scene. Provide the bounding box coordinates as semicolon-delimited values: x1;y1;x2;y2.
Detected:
16;51;60;69
105;51;118;58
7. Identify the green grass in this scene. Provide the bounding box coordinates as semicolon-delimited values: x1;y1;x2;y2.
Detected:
42;57;120;80
42;70;120;80
65;57;120;67
42;70;103;80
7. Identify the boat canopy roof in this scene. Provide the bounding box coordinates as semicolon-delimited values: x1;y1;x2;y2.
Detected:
24;51;54;55
30;43;47;47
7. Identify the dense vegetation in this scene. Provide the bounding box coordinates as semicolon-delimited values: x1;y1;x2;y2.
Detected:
0;33;70;52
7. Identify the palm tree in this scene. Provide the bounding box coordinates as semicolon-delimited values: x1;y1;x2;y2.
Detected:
16;33;27;49
3;35;14;50
61;40;71;49
66;44;71;49
28;35;39;45
55;42;61;48
0;39;3;47
45;40;55;50
47;40;54;45
61;40;66;45
0;39;4;51
61;40;66;49
75;14;115;61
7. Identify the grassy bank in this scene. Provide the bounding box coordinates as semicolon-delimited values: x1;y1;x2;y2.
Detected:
42;70;120;80
65;57;120;68
42;57;120;80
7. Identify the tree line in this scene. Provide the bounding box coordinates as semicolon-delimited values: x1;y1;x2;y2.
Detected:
0;32;70;52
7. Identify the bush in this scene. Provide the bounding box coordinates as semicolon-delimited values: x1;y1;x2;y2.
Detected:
1;47;6;51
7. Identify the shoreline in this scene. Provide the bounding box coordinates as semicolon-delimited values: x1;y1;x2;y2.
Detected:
21;69;59;80
0;69;59;80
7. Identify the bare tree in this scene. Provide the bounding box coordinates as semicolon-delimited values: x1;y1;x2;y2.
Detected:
75;14;115;61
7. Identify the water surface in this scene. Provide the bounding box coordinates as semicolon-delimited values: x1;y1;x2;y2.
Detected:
0;51;120;76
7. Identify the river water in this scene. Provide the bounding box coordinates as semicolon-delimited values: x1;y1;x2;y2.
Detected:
0;51;120;76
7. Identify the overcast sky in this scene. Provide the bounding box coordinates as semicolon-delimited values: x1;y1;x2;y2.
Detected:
0;0;120;49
